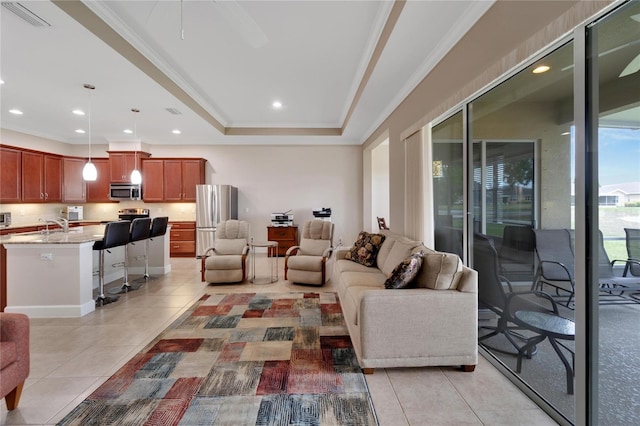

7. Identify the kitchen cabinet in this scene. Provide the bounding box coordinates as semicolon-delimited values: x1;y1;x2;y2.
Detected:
63;157;86;202
169;221;196;257
22;151;62;202
141;159;165;202
109;151;149;183
163;159;206;201
0;146;22;203
267;226;298;257
86;158;112;202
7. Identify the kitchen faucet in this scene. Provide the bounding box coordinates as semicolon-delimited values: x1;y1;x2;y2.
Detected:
39;217;69;233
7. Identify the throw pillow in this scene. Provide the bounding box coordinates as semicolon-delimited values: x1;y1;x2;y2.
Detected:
345;232;386;267
385;251;425;289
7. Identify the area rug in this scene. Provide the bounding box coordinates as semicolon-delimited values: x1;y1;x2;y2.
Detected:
57;292;378;425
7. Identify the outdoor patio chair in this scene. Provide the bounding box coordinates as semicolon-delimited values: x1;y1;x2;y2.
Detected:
498;224;536;280
624;228;640;277
532;229;576;307
597;230;640;303
475;233;559;356
533;228;640;307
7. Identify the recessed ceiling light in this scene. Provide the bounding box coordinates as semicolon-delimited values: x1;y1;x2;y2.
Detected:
123;129;133;134
272;101;282;109
72;109;85;116
0;79;4;84
532;65;550;74
561;131;570;136
9;109;23;115
172;129;181;134
75;129;85;134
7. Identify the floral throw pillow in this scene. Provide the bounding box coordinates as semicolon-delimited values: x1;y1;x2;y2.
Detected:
384;251;425;289
345;232;386;267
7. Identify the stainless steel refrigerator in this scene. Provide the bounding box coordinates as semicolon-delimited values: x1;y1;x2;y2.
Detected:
196;184;238;257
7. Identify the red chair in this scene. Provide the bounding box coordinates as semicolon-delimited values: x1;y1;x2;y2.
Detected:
0;313;30;410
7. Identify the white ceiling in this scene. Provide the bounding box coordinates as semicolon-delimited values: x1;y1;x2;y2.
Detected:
0;0;493;146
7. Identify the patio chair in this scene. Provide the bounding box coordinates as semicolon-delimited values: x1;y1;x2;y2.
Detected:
475;233;559;356
534;228;640;307
624;228;640;277
597;230;640;303
498;225;536;280
532;229;576;307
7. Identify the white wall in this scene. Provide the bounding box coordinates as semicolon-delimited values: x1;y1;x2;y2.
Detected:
1;130;364;247
371;142;389;231
151;144;363;245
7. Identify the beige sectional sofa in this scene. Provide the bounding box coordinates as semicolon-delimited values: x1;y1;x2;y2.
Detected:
333;229;478;373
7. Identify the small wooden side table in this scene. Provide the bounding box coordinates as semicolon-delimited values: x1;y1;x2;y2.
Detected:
249;240;279;284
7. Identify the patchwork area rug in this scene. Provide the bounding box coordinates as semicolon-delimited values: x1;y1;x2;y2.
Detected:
58;292;378;425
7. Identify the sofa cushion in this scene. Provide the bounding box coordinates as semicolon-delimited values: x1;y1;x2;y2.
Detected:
385;252;424;289
344;232;386;267
381;240;420;276
416;252;464;290
375;236;396;270
335;259;381;275
341;270;387;289
215;239;247;255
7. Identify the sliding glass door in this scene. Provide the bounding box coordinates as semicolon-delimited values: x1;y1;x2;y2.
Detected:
586;2;640;424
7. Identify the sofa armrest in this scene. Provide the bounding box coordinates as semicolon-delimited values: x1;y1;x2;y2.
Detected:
358;289;477;361
335;247;350;260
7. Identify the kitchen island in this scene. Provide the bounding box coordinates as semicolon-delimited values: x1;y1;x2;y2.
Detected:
2;224;171;318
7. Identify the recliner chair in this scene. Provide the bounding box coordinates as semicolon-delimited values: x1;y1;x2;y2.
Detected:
285;220;334;286
201;220;250;284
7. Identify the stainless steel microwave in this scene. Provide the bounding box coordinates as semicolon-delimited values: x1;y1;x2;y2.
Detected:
0;211;11;227
109;183;141;201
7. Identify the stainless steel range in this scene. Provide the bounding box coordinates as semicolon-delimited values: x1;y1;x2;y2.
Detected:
118;208;150;221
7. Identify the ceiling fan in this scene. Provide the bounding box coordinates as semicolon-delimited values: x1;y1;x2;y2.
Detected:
146;0;268;48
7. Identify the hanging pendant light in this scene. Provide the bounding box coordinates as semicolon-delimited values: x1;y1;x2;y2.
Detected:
82;84;98;181
130;108;142;184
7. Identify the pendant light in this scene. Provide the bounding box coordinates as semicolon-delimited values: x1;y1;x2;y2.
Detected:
82;84;98;181
130;108;142;184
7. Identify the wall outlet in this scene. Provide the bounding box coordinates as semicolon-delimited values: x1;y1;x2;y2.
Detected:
40;253;53;261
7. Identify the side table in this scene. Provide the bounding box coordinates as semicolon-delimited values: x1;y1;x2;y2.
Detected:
513;310;575;394
250;241;279;284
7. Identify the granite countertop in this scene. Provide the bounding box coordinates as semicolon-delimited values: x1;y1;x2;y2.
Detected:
1;225;106;245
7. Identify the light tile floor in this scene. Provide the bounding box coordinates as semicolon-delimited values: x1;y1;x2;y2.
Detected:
1;256;558;425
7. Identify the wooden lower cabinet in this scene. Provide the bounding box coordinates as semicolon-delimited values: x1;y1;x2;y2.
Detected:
267;226;298;257
169;221;196;257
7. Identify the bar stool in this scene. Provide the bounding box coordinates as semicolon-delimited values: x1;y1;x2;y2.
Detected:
94;220;131;306
144;216;169;280
110;217;151;293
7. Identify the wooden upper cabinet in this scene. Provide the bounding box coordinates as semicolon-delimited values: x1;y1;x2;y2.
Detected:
86;158;112;202
21;152;62;202
0;146;22;203
21;151;44;202
163;158;206;201
181;159;206;201
163;160;184;201
62;157;86;203
141;158;164;202
109;151;149;182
